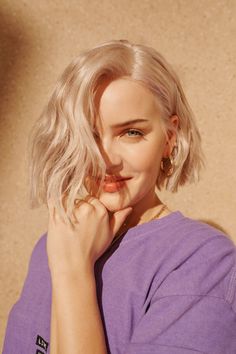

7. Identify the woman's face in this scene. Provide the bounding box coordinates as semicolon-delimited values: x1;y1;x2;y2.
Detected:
87;78;177;213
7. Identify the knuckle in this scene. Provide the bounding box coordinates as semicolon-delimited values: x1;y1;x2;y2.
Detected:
99;206;107;217
76;202;93;215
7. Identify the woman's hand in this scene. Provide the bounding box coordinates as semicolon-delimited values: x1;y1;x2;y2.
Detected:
46;195;132;277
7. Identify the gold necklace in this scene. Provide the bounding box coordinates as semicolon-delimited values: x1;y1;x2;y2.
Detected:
109;204;167;249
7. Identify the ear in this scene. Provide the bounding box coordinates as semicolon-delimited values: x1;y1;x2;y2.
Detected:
162;115;179;158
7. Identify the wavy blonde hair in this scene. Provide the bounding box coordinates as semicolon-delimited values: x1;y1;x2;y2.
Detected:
28;39;204;223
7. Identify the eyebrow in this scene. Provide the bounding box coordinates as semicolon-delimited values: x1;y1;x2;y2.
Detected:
111;118;149;128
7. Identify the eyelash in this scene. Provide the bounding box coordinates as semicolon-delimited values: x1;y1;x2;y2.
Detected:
123;129;144;137
93;129;144;140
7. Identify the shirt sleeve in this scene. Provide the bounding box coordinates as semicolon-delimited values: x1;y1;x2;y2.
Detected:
2;233;51;354
125;235;236;354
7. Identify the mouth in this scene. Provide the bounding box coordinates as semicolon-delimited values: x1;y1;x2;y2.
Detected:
96;176;132;193
95;175;132;182
104;176;132;182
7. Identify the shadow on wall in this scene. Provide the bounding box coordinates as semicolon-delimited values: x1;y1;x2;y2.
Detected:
0;6;37;188
200;219;232;241
0;7;33;143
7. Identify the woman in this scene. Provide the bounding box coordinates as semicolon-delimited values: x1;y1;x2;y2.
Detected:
3;39;236;354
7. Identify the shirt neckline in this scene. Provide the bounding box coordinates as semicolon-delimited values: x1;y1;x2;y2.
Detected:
115;210;184;245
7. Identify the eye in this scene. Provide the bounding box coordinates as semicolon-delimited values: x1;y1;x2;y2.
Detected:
124;129;144;137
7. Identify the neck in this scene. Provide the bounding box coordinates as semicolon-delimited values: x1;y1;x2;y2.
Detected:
118;190;164;233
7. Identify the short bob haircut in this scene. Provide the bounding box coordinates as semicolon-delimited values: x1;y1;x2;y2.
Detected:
28;39;204;223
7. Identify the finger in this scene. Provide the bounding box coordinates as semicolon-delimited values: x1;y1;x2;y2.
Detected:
73;197;95;224
72;199;84;223
48;193;68;223
84;195;103;208
84;195;97;205
110;207;133;236
74;197;94;212
74;194;95;205
74;198;84;208
85;197;110;219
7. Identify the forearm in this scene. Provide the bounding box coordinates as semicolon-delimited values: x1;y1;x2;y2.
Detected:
50;269;107;354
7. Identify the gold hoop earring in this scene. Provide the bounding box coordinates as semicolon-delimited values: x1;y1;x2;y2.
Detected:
160;155;174;177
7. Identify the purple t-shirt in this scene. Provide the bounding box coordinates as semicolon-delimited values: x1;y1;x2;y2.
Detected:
3;211;236;353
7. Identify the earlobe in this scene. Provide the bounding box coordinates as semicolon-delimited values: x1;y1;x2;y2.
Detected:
162;140;170;158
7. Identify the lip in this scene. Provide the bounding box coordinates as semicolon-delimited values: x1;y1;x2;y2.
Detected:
98;176;132;183
102;179;129;192
96;176;132;192
105;177;131;183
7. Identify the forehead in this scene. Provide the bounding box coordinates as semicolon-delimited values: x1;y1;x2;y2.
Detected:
94;78;161;130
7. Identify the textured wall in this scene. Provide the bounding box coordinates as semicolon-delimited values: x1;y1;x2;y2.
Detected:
1;0;236;349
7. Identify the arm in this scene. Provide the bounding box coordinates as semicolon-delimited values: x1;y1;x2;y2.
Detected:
125;236;236;354
50;268;107;354
50;286;58;353
47;196;132;354
125;293;236;354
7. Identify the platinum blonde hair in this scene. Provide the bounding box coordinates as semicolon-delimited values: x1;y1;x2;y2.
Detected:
28;39;204;223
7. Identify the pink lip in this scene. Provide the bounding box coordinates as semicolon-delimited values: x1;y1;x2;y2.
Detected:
96;177;132;192
98;176;132;183
105;177;129;182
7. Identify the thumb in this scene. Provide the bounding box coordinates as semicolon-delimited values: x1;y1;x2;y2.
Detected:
110;207;133;236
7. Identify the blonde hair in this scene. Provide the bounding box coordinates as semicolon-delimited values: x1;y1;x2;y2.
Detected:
28;39;204;223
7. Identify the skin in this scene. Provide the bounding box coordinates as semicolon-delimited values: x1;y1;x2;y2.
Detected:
47;78;179;353
87;77;179;230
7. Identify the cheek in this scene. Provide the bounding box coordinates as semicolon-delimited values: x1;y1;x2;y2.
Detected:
123;141;164;173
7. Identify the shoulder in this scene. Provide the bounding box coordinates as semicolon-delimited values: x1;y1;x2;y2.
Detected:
155;213;236;309
180;215;236;274
125;214;236;353
149;211;236;269
170;211;233;240
165;211;236;256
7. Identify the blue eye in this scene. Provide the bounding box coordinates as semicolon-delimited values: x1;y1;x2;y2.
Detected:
125;129;144;137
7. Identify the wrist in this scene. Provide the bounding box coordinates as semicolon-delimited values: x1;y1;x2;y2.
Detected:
50;263;95;284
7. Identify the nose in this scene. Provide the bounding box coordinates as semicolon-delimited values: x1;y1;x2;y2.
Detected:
97;138;123;171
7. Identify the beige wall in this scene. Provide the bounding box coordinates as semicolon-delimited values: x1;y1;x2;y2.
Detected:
1;0;236;349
